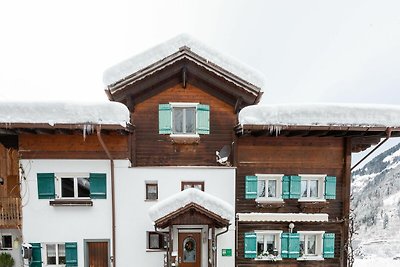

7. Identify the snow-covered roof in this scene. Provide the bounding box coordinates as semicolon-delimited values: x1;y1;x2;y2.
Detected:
237;212;328;222
0;101;130;127
148;188;234;222
239;103;400;128
103;33;265;89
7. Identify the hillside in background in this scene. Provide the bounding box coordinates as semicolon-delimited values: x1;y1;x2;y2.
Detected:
352;142;400;260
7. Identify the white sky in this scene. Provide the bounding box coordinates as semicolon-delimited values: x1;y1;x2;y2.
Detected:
0;0;399;164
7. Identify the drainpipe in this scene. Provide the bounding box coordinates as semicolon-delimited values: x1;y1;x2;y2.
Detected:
214;224;230;267
351;128;392;171
96;126;117;267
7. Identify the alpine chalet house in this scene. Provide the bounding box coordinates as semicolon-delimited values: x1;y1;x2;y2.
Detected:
8;34;400;267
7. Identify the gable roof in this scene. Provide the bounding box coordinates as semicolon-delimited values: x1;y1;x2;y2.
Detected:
103;34;264;109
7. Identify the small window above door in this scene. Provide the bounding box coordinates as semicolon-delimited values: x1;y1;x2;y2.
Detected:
181;182;204;191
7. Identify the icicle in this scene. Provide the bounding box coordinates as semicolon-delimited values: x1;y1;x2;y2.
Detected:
267;125;282;136
83;125;87;141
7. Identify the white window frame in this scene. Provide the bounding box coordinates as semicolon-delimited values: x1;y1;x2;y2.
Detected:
45;243;66;266
298;174;326;202
145;180;158;201
298;231;325;261
55;173;90;200
255;174;284;203
254;230;283;261
0;234;13;250
169;102;199;138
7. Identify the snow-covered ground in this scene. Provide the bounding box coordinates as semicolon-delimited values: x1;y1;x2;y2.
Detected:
354;258;400;267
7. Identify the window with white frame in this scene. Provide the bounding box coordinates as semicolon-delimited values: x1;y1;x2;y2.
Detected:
58;174;90;199
299;175;325;201
172;105;196;134
298;231;324;260
0;235;12;250
256;174;283;202
46;243;66;265
255;231;282;260
145;182;158;200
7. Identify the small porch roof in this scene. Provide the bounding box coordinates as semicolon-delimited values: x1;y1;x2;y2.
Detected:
149;188;234;228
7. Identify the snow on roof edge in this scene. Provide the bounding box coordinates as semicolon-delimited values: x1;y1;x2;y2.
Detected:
239;103;400;129
103;33;266;89
0;101;131;127
148;188;234;223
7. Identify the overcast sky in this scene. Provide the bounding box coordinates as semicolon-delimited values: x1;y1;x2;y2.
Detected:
0;0;399;164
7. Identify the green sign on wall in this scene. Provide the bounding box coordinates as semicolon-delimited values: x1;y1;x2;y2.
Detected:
222;249;232;257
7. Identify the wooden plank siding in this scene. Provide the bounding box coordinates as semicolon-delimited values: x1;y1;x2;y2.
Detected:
19;133;129;159
132;83;237;166
236;136;350;267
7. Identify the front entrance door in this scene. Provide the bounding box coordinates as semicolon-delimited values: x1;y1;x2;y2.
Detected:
178;232;201;267
87;241;109;267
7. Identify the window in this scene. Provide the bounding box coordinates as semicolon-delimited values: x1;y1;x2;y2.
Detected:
46;244;66;265
245;175;284;202
255;231;282;260
1;235;12;250
298;231;324;260
158;103;210;135
147;232;167;250
299;175;325;201
60;176;90;199
146;183;158;200
37;173;107;201
181;182;204;191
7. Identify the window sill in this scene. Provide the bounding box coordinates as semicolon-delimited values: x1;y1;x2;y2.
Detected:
298;198;326;202
146;249;167;252
255;257;282;261
144;199;158;202
49;199;93;206
297;256;324;261
170;134;200;144
256;198;284;203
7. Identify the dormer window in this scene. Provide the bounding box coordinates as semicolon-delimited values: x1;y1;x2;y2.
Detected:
158;103;210;136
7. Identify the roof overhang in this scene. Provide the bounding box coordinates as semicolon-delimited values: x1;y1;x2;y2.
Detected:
106;48;262;111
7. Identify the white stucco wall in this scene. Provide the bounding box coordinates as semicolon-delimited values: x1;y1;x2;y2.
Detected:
114;162;236;267
0;229;23;267
21;159;113;267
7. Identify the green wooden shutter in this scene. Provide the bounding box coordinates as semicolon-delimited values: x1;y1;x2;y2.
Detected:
37;173;55;199
282;175;290;199
30;243;42;267
245;176;257;199
323;233;335;258
244;233;257;259
90;173;107;199
289;175;301;199
325;176;337;199
65;242;78;266
159;104;172;134
196;104;210;134
281;233;289;258
288;233;300;258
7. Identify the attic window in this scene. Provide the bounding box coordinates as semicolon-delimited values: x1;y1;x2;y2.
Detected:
172;106;196;134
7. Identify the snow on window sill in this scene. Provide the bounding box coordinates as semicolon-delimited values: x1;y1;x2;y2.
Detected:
146;248;167;252
297;256;324;261
255;256;282;261
256;198;284;203
298;198;326;203
170;134;200;144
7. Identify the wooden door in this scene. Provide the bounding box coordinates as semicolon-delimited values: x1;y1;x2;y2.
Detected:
87;242;108;267
178;232;201;267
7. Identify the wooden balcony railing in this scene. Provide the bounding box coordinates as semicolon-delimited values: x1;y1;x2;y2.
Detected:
0;197;21;228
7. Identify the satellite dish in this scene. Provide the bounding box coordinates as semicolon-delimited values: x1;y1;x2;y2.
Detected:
216;145;231;166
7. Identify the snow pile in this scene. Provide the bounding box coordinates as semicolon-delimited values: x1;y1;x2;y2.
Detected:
239;104;400;128
148;188;234;222
103;33;265;88
0;101;130;126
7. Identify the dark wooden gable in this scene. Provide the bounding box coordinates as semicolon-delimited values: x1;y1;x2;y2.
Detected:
106;47;263;113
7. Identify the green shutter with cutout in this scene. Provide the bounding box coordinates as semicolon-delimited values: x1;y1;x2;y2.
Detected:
65;242;78;266
37;173;55;199
288;233;300;258
325;176;337;199
245;176;257;199
289;175;301;199
90;173;107;199
159;104;172;134
244;233;257;259
281;233;289;258
323;233;335;258
282;175;290;199
197;104;210;134
30;243;42;267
